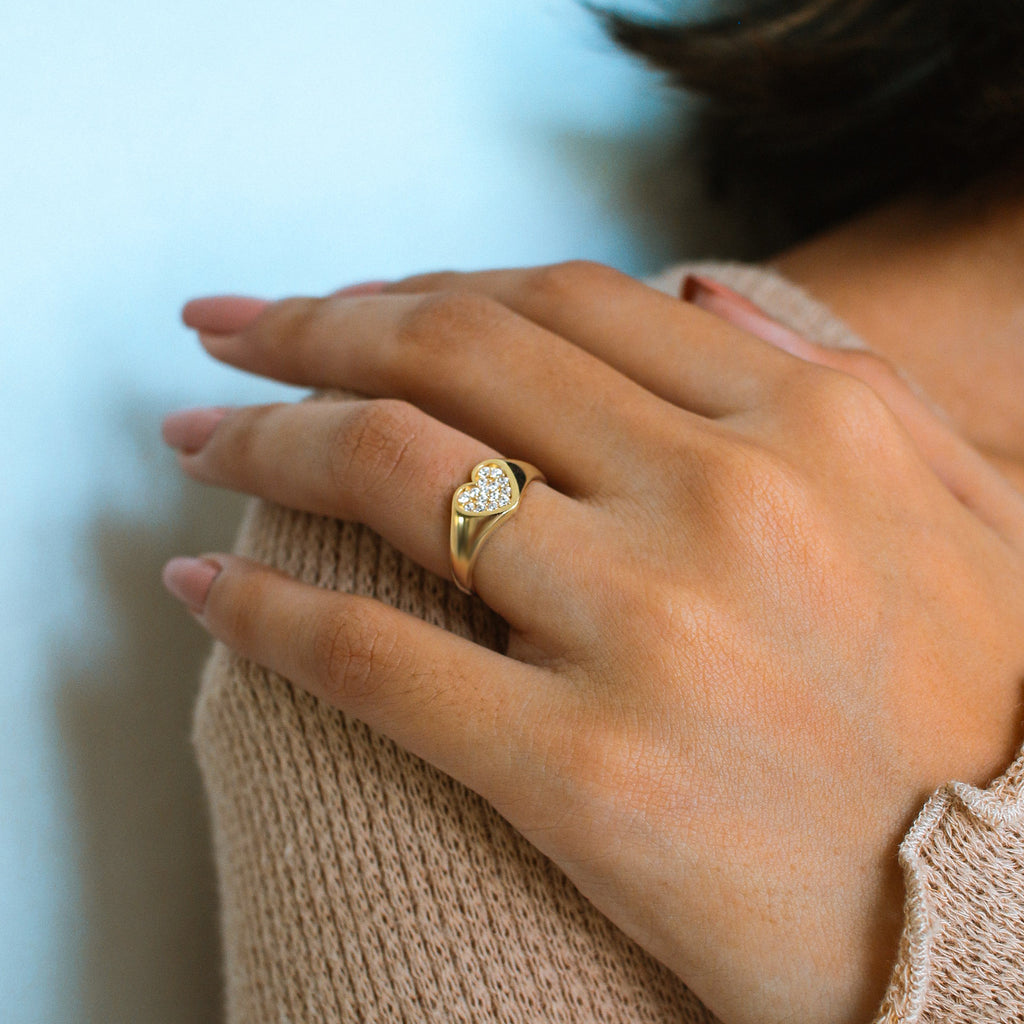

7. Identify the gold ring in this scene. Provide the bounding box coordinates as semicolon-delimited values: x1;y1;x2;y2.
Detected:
450;459;545;595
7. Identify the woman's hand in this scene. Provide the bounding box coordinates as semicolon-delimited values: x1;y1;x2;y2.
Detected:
162;261;1024;1024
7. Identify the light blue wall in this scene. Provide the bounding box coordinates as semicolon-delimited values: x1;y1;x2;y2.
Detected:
0;2;717;1020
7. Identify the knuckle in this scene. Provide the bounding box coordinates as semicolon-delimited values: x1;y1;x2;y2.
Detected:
703;437;807;523
654;424;791;504
523;260;619;305
393;269;462;293
396;291;508;357
311;605;398;708
208;403;280;472
654;433;815;566
250;297;322;367
216;566;273;653
838;348;898;383
329;400;421;496
830;349;905;397
800;367;899;448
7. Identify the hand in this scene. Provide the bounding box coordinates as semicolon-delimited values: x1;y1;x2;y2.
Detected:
162;262;1024;1024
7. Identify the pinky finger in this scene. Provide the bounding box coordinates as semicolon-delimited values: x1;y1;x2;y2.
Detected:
162;553;554;806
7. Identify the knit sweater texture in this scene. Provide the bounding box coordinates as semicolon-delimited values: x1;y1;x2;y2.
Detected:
194;263;1024;1023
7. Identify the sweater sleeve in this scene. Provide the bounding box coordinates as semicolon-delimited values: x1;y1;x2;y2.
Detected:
653;261;1024;1024
876;757;1024;1023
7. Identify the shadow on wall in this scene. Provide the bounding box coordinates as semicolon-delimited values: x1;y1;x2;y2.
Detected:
54;405;246;1024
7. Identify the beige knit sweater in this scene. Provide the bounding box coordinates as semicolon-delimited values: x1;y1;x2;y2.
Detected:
194;263;1024;1024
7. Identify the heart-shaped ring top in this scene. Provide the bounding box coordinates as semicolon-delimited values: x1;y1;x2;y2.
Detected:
449;459;545;594
453;461;517;517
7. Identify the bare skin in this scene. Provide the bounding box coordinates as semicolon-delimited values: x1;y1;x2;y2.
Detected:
773;184;1024;493
160;234;1024;1022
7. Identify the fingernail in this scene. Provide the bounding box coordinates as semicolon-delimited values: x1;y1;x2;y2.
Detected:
682;274;766;317
162;407;230;454
182;295;270;334
681;274;812;359
680;273;711;305
162;556;222;614
332;280;389;298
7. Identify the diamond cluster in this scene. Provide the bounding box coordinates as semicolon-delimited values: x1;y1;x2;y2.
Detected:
457;464;513;514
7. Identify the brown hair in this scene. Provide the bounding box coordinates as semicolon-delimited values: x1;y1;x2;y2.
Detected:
598;0;1024;242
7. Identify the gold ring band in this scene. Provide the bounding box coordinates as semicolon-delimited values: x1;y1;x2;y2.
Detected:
450;459;545;595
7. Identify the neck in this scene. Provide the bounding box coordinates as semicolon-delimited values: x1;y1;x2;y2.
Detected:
772;184;1024;491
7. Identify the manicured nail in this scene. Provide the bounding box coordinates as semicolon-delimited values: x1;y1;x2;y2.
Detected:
182;296;270;334
332;280;389;298
681;274;812;359
162;407;230;454
162;556;222;614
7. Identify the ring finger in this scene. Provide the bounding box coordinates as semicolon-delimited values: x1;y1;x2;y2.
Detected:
163;395;587;640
